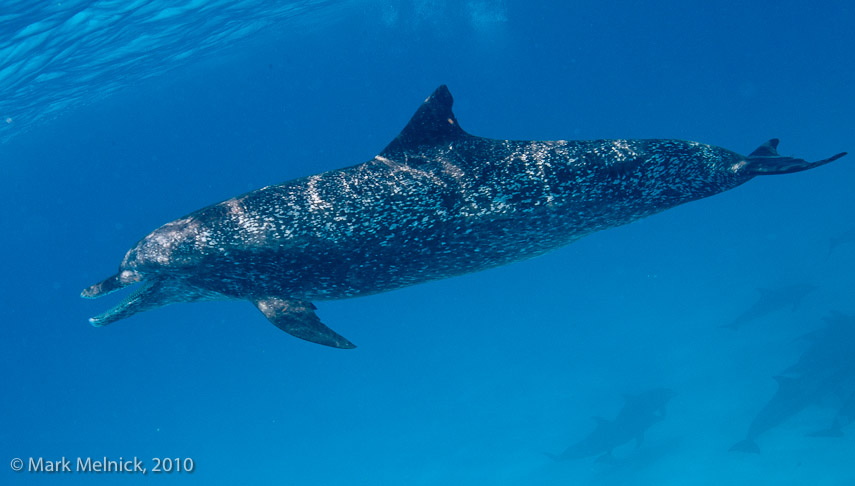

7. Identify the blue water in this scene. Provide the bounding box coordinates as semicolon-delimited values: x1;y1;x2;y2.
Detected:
2;1;853;484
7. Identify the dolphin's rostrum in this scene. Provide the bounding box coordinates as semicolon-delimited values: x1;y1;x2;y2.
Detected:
82;86;846;347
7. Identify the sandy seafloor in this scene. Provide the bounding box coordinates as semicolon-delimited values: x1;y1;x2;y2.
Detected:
1;1;854;484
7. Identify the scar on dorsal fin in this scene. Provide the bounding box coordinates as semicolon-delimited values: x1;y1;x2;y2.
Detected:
379;85;468;157
254;297;356;349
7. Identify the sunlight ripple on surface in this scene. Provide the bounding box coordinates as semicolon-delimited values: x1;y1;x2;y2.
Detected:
0;0;344;142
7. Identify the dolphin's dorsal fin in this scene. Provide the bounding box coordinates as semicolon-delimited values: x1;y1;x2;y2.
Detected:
380;85;467;157
749;139;780;157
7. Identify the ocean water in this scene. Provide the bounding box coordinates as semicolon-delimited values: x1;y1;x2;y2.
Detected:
1;0;853;484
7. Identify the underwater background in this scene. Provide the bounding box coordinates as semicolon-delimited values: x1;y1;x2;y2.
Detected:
1;0;853;484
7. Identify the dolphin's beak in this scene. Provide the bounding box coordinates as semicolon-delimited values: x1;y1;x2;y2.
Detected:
81;270;141;299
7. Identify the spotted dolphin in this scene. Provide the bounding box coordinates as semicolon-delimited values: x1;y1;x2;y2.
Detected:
731;312;855;452
546;388;676;463
719;283;818;331
729;368;855;453
808;390;855;438
81;85;846;348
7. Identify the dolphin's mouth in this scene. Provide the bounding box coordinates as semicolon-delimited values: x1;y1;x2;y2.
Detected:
82;270;149;326
86;279;154;327
82;274;205;327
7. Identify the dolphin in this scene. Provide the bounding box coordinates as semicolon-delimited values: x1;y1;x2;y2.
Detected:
731;313;855;452
546;388;676;462
729;368;855;453
807;390;855;438
719;284;818;331
82;85;846;347
783;311;855;377
804;313;855;438
730;373;839;453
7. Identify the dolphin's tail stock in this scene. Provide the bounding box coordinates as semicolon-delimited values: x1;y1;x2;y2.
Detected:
728;439;760;454
742;139;846;175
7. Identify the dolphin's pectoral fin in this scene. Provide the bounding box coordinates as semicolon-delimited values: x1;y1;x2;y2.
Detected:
253;297;356;349
743;138;846;175
88;277;189;327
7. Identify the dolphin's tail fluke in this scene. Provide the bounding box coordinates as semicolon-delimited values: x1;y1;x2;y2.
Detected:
729;439;760;453
743;139;846;175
